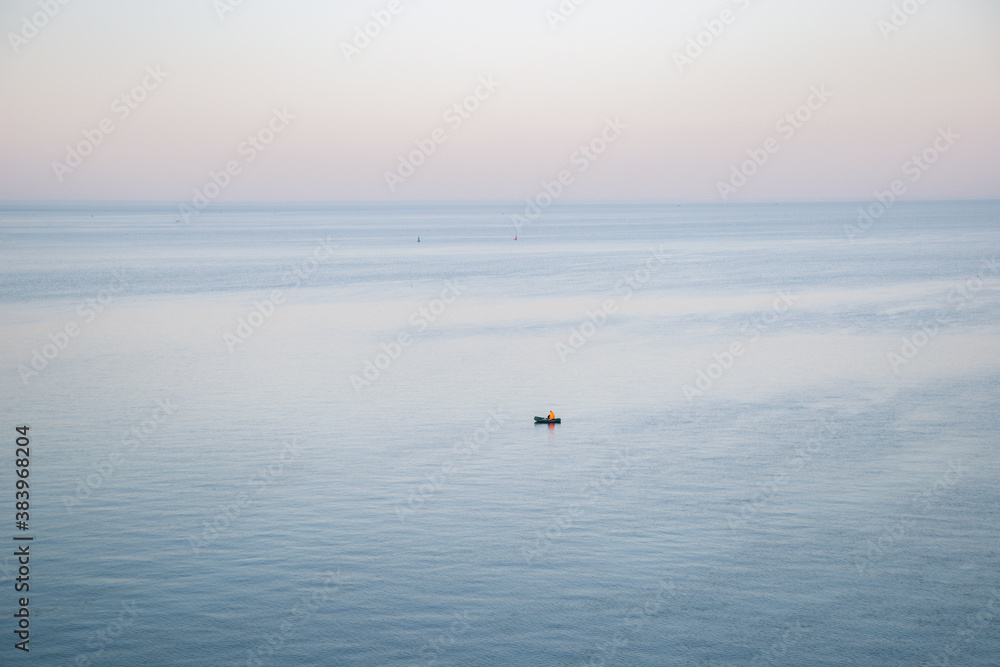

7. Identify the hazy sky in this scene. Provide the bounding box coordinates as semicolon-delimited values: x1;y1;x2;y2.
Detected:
1;0;998;202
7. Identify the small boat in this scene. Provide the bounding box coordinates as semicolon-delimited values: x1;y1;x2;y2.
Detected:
534;416;561;424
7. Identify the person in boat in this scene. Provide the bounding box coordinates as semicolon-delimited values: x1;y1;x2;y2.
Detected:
548;411;556;420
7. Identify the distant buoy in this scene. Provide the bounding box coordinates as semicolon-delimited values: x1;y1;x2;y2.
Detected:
514;235;517;240
418;236;420;242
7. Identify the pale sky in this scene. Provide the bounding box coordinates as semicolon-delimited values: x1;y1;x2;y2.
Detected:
0;0;998;203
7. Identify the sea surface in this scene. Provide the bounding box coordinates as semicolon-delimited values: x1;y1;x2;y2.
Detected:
0;201;998;666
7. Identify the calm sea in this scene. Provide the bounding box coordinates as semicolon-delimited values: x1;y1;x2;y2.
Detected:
1;201;998;666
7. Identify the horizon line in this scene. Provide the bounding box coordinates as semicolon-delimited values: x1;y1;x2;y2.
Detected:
1;197;998;211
